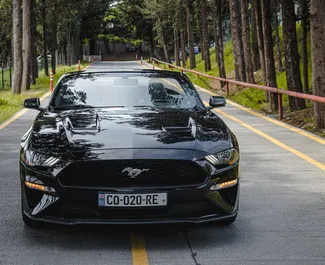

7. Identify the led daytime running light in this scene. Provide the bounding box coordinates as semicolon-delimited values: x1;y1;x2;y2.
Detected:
25;181;55;193
210;179;238;191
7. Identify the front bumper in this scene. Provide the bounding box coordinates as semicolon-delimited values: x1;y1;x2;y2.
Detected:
21;163;240;225
22;209;238;225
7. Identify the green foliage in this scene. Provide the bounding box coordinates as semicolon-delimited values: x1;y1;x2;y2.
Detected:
229;88;267;111
0;0;12;62
104;14;116;22
0;62;88;124
184;42;234;91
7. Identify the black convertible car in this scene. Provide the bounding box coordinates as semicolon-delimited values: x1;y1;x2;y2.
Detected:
20;70;240;228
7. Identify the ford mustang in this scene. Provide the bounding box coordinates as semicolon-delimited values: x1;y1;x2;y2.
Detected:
20;70;240;228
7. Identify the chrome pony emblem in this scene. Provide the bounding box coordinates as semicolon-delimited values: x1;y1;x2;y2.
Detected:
122;167;149;178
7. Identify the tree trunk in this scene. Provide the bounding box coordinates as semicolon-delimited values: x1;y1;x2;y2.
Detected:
179;0;187;67
195;0;204;61
274;3;283;72
148;26;155;58
241;0;255;83
21;0;31;92
160;26;171;63
251;1;260;72
30;1;37;84
310;0;325;129
253;0;267;86
12;0;22;94
214;0;226;86
229;0;246;81
174;29;180;66
180;28;187;67
51;50;56;74
261;0;278;110
67;30;73;66
301;0;309;94
63;43;67;65
73;31;80;64
50;22;57;74
42;0;48;76
282;0;306;110
201;0;211;71
186;0;196;68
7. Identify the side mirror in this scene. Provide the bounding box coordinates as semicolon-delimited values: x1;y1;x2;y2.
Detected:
209;96;226;108
23;98;42;110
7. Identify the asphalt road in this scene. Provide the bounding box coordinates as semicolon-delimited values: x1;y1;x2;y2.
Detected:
0;61;325;265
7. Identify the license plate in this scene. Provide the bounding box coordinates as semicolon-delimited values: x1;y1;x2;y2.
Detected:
98;193;167;207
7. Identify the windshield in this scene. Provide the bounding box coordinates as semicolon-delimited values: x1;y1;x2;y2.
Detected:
50;73;201;110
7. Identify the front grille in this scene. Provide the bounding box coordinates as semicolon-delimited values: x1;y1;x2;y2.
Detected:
58;160;207;188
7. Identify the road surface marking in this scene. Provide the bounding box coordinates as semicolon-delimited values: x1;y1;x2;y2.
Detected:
131;233;149;265
226;100;325;145
203;101;325;172
195;85;325;145
0;91;51;131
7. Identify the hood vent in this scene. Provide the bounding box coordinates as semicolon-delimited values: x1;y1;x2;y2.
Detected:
162;116;197;137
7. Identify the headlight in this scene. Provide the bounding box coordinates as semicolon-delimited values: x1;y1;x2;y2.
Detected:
22;150;60;167
205;148;239;166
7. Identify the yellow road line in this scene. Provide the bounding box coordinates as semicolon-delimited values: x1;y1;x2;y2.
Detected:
203;101;325;172
226;100;325;145
0;91;52;131
131;233;149;265
196;85;325;145
0;109;29;131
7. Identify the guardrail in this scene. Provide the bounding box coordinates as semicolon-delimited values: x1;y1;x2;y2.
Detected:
149;58;325;120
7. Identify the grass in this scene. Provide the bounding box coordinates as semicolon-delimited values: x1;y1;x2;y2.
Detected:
0;62;89;124
184;42;234;91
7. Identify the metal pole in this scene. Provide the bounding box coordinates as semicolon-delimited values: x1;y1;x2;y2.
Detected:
278;93;283;120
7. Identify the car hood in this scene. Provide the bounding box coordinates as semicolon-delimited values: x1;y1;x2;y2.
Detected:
31;108;232;157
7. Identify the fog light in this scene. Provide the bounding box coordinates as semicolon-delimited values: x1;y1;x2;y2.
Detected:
210;179;238;191
25;181;56;193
